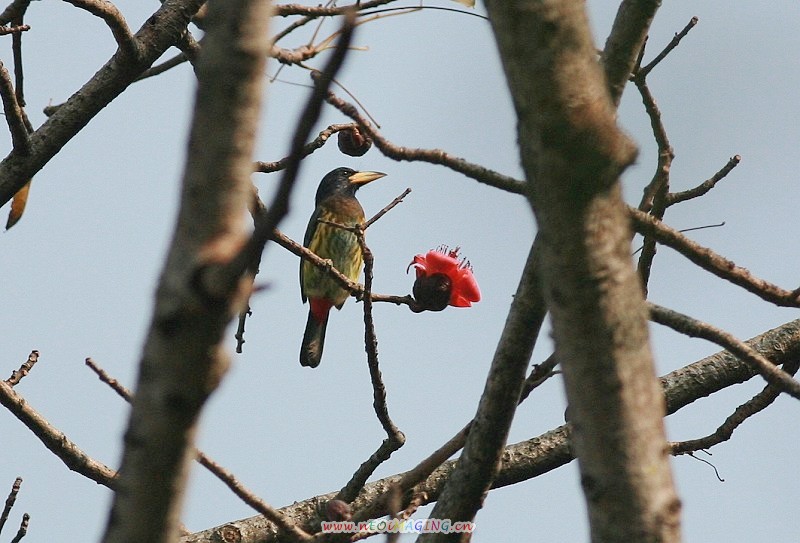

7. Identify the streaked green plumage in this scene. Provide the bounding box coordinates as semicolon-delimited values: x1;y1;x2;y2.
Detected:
299;168;386;368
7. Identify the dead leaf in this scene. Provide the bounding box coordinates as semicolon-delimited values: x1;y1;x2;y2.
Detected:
6;180;31;230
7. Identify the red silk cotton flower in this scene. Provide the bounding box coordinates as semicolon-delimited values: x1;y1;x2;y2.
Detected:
407;246;481;312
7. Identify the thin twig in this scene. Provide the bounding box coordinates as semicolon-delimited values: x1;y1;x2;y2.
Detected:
629;207;800;307
632;71;673;291
194;455;312;540
363;188;411;229
9;513;28;543
254;123;359;173
671;356;800;455
0;477;22;536
84;358;311;539
0;61;30;155
85;357;131;399
517;352;560;404
5;350;39;386
0;23;28;35
272;0;396;44
666;155;741;207
648;302;800;399
322;89;526;195
135;51;188;81
637;16;699;79
335;225;405;504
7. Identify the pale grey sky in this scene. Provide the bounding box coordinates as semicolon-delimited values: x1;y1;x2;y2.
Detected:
1;1;798;541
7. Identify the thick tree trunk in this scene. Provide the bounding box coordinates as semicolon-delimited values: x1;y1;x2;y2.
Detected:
485;1;682;541
99;1;272;542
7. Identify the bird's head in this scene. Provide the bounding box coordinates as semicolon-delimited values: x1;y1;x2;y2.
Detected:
315;167;386;205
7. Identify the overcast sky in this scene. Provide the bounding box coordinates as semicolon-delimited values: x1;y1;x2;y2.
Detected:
1;1;799;541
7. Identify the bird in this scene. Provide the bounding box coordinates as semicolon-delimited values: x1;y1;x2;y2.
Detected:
300;167;386;367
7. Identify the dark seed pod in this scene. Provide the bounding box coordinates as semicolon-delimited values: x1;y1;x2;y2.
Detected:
412;272;453;312
337;126;373;157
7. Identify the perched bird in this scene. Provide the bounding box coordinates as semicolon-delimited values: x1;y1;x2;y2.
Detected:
300;167;386;367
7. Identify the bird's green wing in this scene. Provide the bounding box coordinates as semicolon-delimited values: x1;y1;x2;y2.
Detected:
300;205;322;303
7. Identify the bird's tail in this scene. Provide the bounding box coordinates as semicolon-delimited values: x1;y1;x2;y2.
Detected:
300;299;332;368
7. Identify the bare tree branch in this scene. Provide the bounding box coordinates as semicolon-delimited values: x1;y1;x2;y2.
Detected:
9;513;28;543
322;89;526;195
629;207;800;307
0;380;117;487
666;154;740;207
182;318;800;543
602;0;662;106
0;61;30;155
99;1;273;541
85;358;311;539
254;123;360;174
4;350;38;386
0;477;22;536
0;0;206;208
671;356;800;454
484;2;681;541
649;303;800;399
637;16;699;79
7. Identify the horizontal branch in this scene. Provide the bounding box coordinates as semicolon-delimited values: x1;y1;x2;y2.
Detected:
183;318;800;543
320;85;526;195
274;0;395;18
254;123;357;173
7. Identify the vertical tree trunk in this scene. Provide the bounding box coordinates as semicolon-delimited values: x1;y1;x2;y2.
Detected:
485;2;682;541
100;1;272;542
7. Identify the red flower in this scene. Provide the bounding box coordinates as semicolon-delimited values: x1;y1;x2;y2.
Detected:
408;246;481;311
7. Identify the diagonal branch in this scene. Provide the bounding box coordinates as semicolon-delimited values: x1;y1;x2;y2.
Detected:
637;16;699;79
4;350;39;386
671;355;800;455
0;60;29;155
0;0;206;208
601;0;662;106
649;303;800;399
0;477;23;536
254;123;361;173
666;154;740;207
629;207;800;307
83;357;311;539
0;380;117;487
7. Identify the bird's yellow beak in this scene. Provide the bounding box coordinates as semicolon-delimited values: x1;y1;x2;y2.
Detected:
348;170;386;186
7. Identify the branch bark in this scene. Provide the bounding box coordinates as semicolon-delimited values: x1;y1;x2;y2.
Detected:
0;0;205;208
485;1;680;541
181;318;800;543
98;1;272;542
